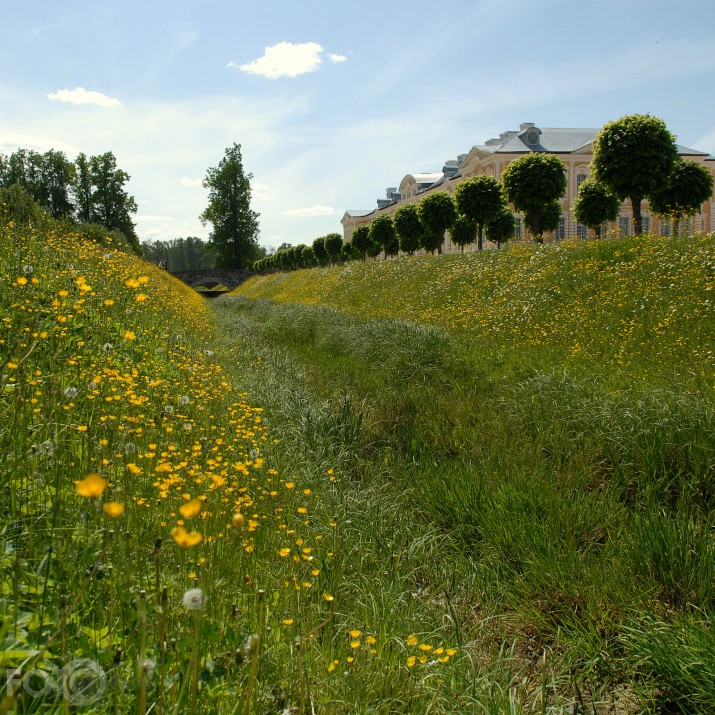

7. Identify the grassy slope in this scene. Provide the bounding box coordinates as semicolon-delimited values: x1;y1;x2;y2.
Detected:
236;235;715;388
225;234;715;712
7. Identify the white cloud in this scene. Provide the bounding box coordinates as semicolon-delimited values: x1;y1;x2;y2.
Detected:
0;131;79;155
47;87;122;107
252;182;270;201
233;42;323;79
180;177;203;187
329;53;347;63
134;214;174;222
284;205;338;217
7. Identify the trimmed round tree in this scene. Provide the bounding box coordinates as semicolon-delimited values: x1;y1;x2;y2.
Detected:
501;153;567;243
369;214;399;259
592;114;678;236
393;203;424;255
312;236;329;266
454;175;504;251
572;178;621;239
450;216;477;252
350;224;372;261
324;232;344;264
649;159;714;236
417;192;457;254
484;206;516;249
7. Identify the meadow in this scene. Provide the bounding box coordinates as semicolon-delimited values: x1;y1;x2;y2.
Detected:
1;223;714;713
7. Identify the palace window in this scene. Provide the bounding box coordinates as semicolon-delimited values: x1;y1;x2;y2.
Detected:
619;217;630;236
553;214;566;241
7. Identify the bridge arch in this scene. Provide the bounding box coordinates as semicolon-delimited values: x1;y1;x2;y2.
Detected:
171;269;254;291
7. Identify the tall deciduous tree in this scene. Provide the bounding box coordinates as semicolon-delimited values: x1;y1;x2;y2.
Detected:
200;144;260;269
89;152;138;244
572;178;621;239
591;114;678;236
454;175;504;251
501;153;567;243
393;203;424;255
649;159;713;236
417;192;457;254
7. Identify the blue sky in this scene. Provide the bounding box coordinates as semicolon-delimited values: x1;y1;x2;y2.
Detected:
2;0;715;250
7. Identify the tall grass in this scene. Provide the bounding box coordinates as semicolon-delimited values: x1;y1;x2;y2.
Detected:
2;221;714;712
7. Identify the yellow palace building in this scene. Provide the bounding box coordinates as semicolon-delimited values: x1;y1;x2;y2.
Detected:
341;123;715;251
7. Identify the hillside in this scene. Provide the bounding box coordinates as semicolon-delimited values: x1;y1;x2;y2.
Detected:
234;234;715;387
2;223;714;713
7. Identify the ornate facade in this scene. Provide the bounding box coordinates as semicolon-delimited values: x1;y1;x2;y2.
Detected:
341;123;715;250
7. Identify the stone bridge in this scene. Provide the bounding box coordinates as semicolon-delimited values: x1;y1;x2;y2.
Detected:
171;269;254;291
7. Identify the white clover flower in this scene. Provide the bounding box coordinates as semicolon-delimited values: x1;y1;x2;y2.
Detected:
182;588;204;611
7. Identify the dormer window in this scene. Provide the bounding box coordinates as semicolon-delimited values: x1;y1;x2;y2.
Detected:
526;130;539;144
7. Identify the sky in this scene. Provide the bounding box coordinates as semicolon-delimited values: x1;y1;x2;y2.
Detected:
2;0;715;251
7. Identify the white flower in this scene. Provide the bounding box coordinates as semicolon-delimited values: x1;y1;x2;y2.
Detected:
39;440;56;456
163;405;174;414
22;264;33;274
179;396;190;405
102;343;113;352
182;588;204;611
64;386;79;399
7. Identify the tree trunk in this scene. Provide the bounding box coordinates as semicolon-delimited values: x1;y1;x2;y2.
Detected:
477;225;483;252
631;196;643;236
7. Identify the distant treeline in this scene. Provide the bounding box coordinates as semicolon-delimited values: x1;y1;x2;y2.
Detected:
142;237;216;272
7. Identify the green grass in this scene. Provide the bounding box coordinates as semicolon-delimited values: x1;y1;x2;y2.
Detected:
2;223;714;712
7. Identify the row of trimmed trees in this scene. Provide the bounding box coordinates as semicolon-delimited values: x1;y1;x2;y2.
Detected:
256;114;713;274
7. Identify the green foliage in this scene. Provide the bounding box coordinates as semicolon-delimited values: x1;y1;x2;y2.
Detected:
484;206;515;248
501;153;567;242
392;203;424;255
0;184;48;226
368;213;398;259
592;114;679;235
200;143;260;269
350;224;372;260
312;235;329;266
649;159;714;234
454;175;505;251
142;236;215;271
417;192;457;253
449;216;477;252
572;178;621;238
323;232;344;264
